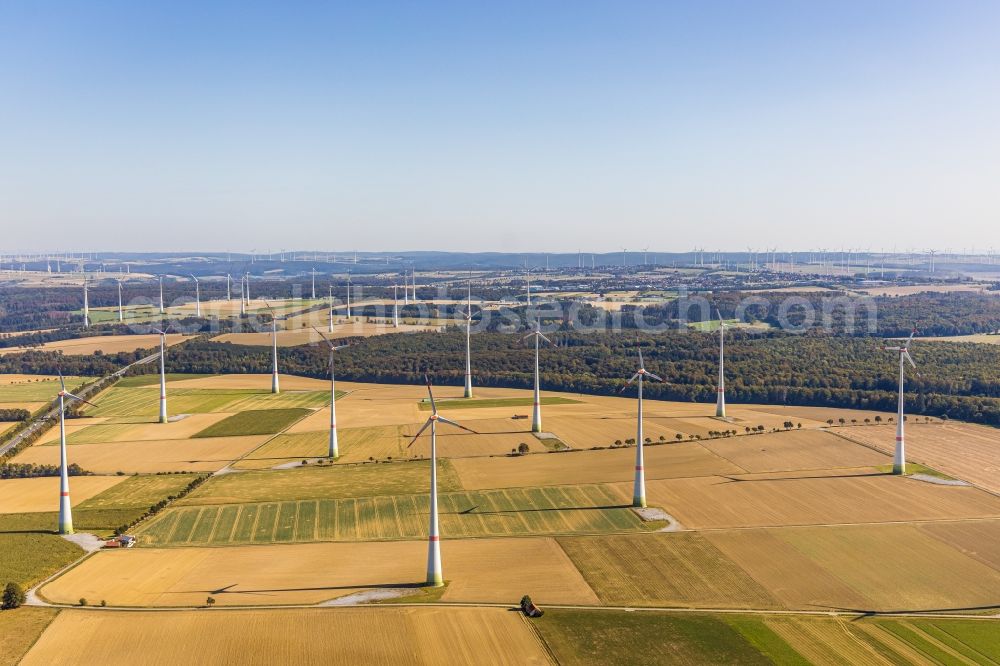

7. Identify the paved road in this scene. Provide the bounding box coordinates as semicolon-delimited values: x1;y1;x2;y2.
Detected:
0;351;160;458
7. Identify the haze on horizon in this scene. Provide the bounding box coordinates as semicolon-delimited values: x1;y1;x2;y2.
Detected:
2;1;999;254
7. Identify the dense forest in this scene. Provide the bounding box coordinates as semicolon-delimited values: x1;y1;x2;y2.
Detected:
110;329;1000;427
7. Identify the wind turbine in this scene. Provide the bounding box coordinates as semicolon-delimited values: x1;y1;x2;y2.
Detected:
116;279;124;322
883;331;917;475
403;271;410;305
226;274;233;301
264;303;281;394
311;268;317;300
393;285;399;328
245;272;251;302
524;269;532;306
311;327;348;458
715;310;727;418
524;320;553;433
55;373;96;534
158;276;165;314
620;344;664;508
463;280;473;398
407;376;477;586
82;277;90;328
328;286;336;332
190;274;201;317
239;276;247;316
152;327;169;423
346;273;352;318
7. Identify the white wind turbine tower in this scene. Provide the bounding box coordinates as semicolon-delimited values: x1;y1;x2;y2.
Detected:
346;273;352;318
312;327;348;458
463;280;473;398
245;272;251;302
883;330;917;475
311;268;317;300
328;286;335;333
407;375;477;586
55;373;96;534
524;269;532;306
524;320;553;432
620;344;664;508
393;285;400;327
715;310;728;418
226;274;233;301
264;303;281;394
411;271;417;302
82;276;90;328
152;327;169;423
190;274;201;317
239;276;247;316
116;279;124;322
404;272;410;305
159;276;165;314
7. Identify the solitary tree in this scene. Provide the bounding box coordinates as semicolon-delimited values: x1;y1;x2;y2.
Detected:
517;442;530;455
206;596;216;607
2;582;25;610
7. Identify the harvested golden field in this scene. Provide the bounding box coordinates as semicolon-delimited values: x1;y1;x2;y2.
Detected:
166;373;329;391
841;422;1000;493
0;333;189;356
20;607;550;666
452;442;742;490
215;322;441;347
704;529;873;611
403;418;545;458
699;430;888;473
777;523;1000;612
0;607;59;666
638;469;1000;529
558;533;779;609
919;519;1000;570
0;476;128;513
748;405;895;426
14;435;270;473
761;615;939;665
0;401;45;413
544;415;686;449
40;537;598;607
856;284;985;296
925;333;1000;344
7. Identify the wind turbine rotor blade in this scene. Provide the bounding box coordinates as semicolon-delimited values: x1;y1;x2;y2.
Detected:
436;415;478;434
406;419;433;448
63;392;98;408
646;371;665;382
538;332;553;345
620;373;641;392
638;347;645;370
904;351;917;368
424;374;437;414
58;370;66;392
310;326;334;349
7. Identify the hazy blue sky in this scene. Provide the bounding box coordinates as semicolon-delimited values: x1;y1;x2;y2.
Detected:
2;1;999;253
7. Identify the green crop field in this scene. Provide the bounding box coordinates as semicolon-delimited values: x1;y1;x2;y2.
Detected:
116;374;213;387
417;396;580;411
533;610;774;666
0;533;82;588
192;408;311;437
0;607;59;666
138;483;651;546
221;391;330;411
0;509;147;538
44;423;140;445
76;474;203;509
85;388;246;417
0;377;89;403
177;459;464;505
